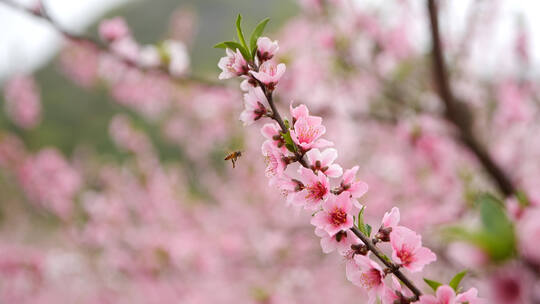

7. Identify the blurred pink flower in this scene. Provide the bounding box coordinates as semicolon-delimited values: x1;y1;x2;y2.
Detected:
99;17;130;42
17;148;81;219
3;74;41;129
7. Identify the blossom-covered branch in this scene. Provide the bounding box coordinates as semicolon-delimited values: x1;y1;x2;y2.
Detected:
217;15;483;304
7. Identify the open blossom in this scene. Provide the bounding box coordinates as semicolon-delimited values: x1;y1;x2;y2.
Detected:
417;285;483;304
290;167;330;209
347;254;386;304
3;74;41;129
306;148;343;178
311;192;354;236
262;140;287;183
339;166;368;209
256;37;279;61
250;60;286;89
240;87;269;125
315;228;359;254
218;48;248;79
99;17;130;42
390;226;436;272
261;122;287;152
290;114;333;150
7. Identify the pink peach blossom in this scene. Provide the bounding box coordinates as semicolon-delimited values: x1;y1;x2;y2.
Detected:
3;74;41;129
250;61;286;89
218;48;248;79
289;167;330;210
99;17;130;42
261;140;287;183
240;87;269;125
314;228;359;254
256;37;279;62
381;207;400;229
418;285;483;304
290;115;333;150
390;226;436;272
310;192;354;236
347;254;386;304
306;148;342;178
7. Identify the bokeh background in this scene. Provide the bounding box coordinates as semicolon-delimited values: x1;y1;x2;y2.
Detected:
1;0;540;303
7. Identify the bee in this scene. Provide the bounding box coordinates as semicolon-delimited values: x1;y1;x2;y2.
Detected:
224;151;242;168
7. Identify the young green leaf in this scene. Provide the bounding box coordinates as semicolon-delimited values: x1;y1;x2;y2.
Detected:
357;207;366;234
281;131;297;153
249;18;270;57
235;14;248;50
214;41;230;49
449;270;467;291
365;224;372;238
423;278;443;292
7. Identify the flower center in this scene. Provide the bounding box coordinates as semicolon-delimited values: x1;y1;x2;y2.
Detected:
330;207;347;226
397;249;414;266
359;269;382;290
298;126;319;144
306;181;327;201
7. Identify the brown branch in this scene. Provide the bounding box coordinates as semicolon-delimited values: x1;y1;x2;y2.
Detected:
426;0;516;197
0;0;219;86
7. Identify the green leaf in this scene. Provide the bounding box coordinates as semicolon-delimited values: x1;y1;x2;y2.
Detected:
365;224;372;238
357;207;366;234
281;131;297;153
217;41;251;63
214;41;230;49
443;193;516;262
235;14;248;51
449;270;467;291
424;278;443;292
249;18;270;58
283;119;290;129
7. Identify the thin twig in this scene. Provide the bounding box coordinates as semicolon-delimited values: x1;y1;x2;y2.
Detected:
0;0;220;86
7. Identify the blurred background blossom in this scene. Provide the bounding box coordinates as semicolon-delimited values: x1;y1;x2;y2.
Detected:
0;0;540;303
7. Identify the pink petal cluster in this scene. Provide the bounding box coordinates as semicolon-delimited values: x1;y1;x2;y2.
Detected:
218;48;248;79
3;74;41;129
256;37;279;62
240;86;269;125
99;17;130;42
250;61;286;89
390;226;436;272
417;285;483;304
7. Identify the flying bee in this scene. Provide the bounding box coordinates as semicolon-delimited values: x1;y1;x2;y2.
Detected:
224;151;242;168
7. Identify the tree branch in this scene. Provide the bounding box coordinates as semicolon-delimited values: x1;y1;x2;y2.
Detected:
0;0;219;86
426;0;516;197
